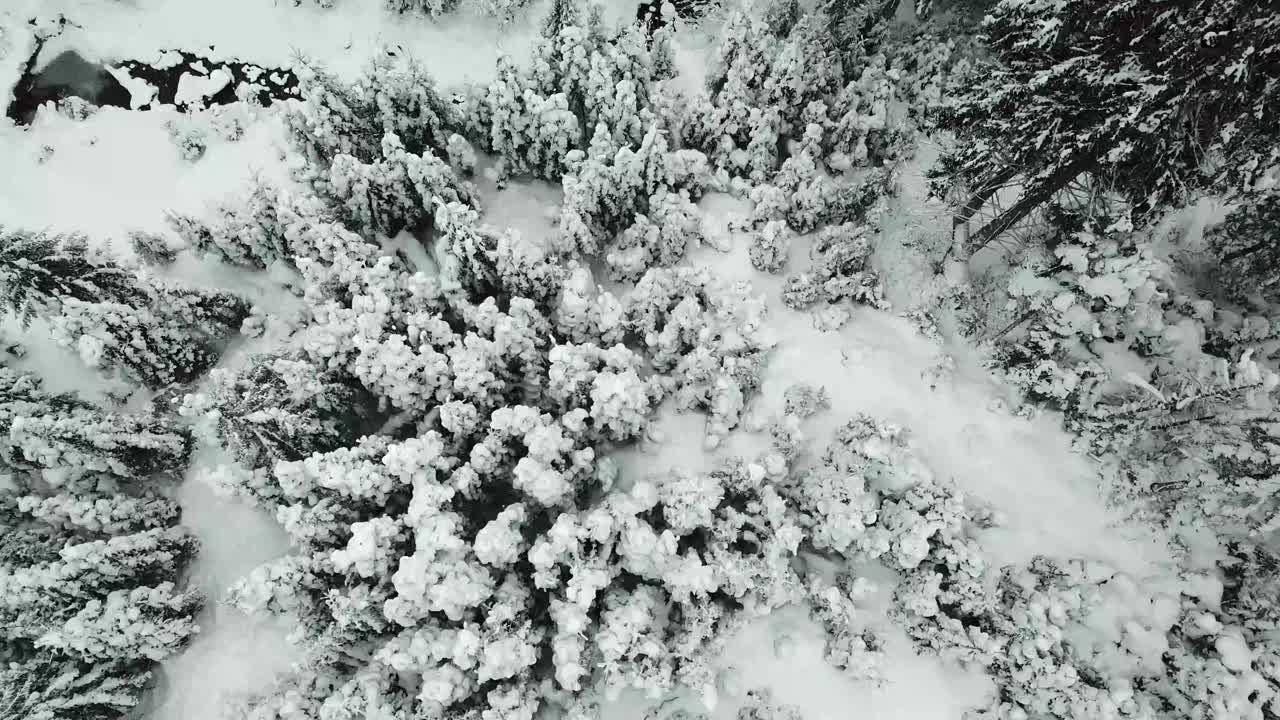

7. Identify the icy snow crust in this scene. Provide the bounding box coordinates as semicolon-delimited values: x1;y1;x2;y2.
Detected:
0;2;1173;720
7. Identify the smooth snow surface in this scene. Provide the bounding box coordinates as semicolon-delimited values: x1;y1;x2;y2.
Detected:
151;470;299;720
0;107;288;237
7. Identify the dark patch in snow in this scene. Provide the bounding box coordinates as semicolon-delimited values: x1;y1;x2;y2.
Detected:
5;32;300;125
115;49;300;109
635;0;719;33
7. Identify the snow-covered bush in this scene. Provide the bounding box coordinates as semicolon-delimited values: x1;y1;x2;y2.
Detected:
781;222;887;311
749;220;791;274
165;116;209;162
127;231;178;266
56;96;97;121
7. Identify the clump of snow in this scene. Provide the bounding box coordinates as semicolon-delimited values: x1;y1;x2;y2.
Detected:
174;67;231;109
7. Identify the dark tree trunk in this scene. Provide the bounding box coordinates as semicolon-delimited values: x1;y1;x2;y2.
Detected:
966;153;1099;253
951;165;1020;240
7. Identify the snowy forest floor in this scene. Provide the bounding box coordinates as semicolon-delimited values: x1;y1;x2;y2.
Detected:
0;1;1182;719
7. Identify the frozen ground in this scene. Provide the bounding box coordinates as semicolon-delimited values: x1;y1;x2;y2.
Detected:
0;1;1178;719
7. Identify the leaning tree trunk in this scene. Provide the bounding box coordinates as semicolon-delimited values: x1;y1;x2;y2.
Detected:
951;165;1020;245
965;153;1099;254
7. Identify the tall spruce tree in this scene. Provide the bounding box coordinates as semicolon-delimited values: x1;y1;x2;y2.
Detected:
934;0;1280;253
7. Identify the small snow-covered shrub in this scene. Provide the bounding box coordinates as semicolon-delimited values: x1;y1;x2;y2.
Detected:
749;220;791;274
782;222;887;311
208;104;248;141
782;382;829;418
127;231;178;266
165;117;209;162
56;96;97;120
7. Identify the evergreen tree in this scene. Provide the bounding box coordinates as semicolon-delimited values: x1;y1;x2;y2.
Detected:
49;278;248;389
0;656;152;720
326;132;476;238
12;493;180;537
935;0;1280;253
287;52;459;178
0;367;191;477
0;465;198;720
181;353;375;468
0;229;140;324
165;180;286;269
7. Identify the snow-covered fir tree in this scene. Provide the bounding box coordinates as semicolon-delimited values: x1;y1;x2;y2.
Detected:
0;357;202;720
933;0;1280;255
0;229;141;324
0;367;191;478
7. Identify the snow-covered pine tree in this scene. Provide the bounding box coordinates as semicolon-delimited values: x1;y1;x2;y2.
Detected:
1206;185;1280;304
0;229;140;324
181;353;376;471
934;0;1280;255
0;362;198;720
165;180;287;269
0;367;191;478
557;121;712;270
471;0;673;182
127;231;179;267
0;656;152;720
326;131;477;238
49;275;248;389
0;454;200;719
11;493;180;537
288;51;460;182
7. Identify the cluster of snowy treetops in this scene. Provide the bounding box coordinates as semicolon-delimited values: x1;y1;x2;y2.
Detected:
5;0;1280;718
160;0;1280;717
0;231;245;716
